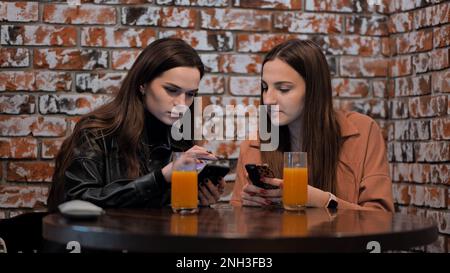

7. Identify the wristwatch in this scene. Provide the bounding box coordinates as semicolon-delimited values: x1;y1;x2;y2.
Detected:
326;193;338;209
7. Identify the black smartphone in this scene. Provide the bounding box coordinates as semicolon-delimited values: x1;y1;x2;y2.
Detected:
197;164;230;185
245;164;278;189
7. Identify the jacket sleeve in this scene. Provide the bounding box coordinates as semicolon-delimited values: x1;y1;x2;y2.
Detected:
62;134;169;208
338;120;394;212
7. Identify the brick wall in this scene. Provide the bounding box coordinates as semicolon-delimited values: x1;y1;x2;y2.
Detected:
0;0;448;252
387;0;450;253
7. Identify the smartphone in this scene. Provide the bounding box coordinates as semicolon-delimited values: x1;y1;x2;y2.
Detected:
197;164;230;185
245;164;278;189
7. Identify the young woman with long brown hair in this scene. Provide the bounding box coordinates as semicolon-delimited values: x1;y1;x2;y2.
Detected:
231;39;394;211
47;38;225;212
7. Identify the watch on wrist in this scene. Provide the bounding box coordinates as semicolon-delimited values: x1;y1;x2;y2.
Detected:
326;193;338;209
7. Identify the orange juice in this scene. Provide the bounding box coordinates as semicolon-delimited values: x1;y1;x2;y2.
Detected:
171;171;198;212
283;167;307;210
170;214;198;235
282;211;308;236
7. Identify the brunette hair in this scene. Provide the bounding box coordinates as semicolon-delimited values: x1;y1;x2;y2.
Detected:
260;39;342;194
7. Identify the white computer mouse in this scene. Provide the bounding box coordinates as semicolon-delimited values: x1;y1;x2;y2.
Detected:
58;200;104;220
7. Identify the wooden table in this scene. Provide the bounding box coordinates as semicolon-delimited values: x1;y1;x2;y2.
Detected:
42;204;438;253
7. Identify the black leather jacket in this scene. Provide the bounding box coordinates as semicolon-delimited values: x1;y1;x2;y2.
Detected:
47;110;192;211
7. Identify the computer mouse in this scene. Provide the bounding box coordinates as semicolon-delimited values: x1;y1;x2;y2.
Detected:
58;200;104;220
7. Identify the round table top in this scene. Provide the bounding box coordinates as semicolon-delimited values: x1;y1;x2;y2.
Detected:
42;204;438;253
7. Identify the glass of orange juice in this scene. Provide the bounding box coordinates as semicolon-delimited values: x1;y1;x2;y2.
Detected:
171;152;198;214
283;152;308;211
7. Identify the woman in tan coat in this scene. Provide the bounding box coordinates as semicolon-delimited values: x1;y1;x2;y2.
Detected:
231;39;394;212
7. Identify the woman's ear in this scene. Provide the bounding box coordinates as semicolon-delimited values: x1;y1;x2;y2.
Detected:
139;85;145;96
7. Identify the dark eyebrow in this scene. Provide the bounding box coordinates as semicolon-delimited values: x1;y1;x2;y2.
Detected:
274;81;294;85
164;83;198;93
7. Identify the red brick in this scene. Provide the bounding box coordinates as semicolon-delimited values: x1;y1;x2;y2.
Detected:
42;139;64;159
415;142;450;162
409;95;447;118
68;116;82;132
76;72;126;94
393;142;414;162
340;57;388;77
392;183;410;205
432;71;450;93
122;7;196;27
432;2;450;26
229;76;260;96
373;80;388;98
410;120;430;140
393;163;431;183
157;0;228;7
425;186;447;208
0;138;38;159
331;79;369;98
0;94;35;114
0;116;67;137
388;12;414;33
35;71;72;92
0;71;34;91
396;30;433;54
236;33;306;53
95;0;153;3
234;0;301;9
380;37;392;56
1;25;77;46
434;25;450;48
43;4;116;25
81;27;156;48
431;164;449;185
394;120;429;141
219;54;262;74
377;120;393;141
414;6;434;29
395;75;431;97
427;210;450;235
34;49;108;70
390;56;412;77
199;75;226;95
201;9;271;31
160;30;233;51
39;94;112;115
390;100;409;119
431;48;450;71
200;54;220;73
412;52;431;74
0;185;48;208
274;12;342;34
305;0;354;12
431;118;450;140
111;50;141;70
346;15;388;36
0;48;30;68
409;185;426;206
318;35;381;57
7;161;54;183
0;2;38;22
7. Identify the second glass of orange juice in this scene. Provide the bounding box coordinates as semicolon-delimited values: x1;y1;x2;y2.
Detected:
283;152;308;211
171;152;198;214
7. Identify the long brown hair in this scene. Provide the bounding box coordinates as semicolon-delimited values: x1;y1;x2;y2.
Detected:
48;38;204;210
260;39;342;194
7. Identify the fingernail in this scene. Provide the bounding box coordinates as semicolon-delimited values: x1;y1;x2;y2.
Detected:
260;189;267;194
265;200;272;205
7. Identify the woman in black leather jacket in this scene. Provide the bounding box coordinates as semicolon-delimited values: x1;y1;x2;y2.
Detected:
47;38;225;212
